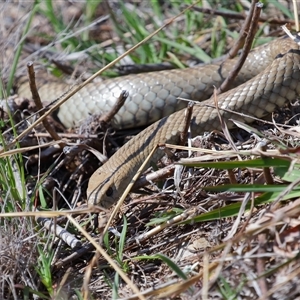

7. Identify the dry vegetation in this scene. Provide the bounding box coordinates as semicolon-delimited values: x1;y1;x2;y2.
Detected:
1;0;300;299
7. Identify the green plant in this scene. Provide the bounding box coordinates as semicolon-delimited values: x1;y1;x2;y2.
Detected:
103;216;129;298
4;0;39;97
35;245;55;296
104;216;129;272
217;275;245;299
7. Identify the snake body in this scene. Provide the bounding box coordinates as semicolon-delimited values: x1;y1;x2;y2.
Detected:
18;37;300;208
18;37;295;130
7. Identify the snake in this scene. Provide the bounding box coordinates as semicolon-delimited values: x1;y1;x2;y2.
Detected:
17;36;300;208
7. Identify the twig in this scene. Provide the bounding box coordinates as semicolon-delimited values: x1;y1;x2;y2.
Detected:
227;0;258;59
189;5;295;25
292;0;299;32
179;102;194;146
25;145;61;167
83;250;99;299
257;234;270;300
261;147;274;185
217;1;263;95
213;88;238;152
180;102;195;189
35;215;82;249
31;132;98;139
132;164;175;190
54;243;94;268
135;208;195;243
281;24;300;41
27;62;64;145
99;90;129;126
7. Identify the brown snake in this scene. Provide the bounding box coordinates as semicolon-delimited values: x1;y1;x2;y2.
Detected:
18;36;300;208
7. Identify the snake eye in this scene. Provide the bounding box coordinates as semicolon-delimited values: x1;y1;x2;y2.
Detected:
106;187;113;197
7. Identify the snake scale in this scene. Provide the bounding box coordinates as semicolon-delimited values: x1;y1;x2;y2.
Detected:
18;36;300;208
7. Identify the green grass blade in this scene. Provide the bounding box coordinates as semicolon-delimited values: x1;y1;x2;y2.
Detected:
179;157;291;169
112;273;119;300
204;184;298;193
135;253;187;280
6;0;39;96
118;215;128;262
274;164;300;182
182;189;300;224
155;36;212;63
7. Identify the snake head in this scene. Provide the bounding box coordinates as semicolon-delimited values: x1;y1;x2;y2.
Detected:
87;166;123;209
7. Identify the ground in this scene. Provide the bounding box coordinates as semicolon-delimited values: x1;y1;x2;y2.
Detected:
1;1;300;299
